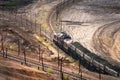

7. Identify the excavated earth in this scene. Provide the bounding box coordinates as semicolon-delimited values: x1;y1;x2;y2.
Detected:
0;0;120;80
60;0;120;64
0;0;57;80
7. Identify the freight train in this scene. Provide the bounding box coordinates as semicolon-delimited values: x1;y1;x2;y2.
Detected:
53;32;120;77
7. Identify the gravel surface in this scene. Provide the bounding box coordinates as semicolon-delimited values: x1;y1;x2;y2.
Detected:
60;0;120;63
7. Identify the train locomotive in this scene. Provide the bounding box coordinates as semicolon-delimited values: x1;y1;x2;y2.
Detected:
53;32;120;77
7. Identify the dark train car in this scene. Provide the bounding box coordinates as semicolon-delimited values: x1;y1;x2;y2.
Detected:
53;32;72;52
53;32;120;77
69;42;119;76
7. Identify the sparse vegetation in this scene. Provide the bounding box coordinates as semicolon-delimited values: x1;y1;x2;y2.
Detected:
6;2;17;6
0;0;120;80
3;45;18;52
72;71;78;76
47;68;53;73
63;74;69;80
69;57;76;63
0;60;55;80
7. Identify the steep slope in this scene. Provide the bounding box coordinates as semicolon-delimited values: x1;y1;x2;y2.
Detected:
0;57;54;80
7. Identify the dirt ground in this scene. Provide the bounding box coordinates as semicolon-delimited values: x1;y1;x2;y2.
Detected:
0;29;119;80
0;57;55;80
61;0;120;63
0;0;120;80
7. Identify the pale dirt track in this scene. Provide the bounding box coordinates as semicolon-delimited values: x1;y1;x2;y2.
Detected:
0;0;120;80
93;20;120;63
60;0;120;63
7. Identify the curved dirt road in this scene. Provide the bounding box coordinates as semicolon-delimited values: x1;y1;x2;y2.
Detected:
60;0;120;63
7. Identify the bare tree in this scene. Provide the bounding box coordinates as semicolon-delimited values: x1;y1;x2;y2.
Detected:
60;57;64;80
79;58;82;80
23;48;27;65
38;45;41;63
34;12;37;33
58;48;60;68
17;39;21;56
1;31;5;57
20;13;23;28
5;48;8;58
41;49;44;71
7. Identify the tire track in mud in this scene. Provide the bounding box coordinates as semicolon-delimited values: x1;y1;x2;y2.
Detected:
93;20;120;62
48;0;81;34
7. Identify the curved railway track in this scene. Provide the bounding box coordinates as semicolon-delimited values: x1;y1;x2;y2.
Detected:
48;0;81;35
0;0;87;79
1;0;120;79
48;0;120;78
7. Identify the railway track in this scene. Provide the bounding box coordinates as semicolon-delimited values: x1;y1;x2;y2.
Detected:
0;52;87;80
48;0;120;79
0;0;101;79
0;0;81;41
48;0;81;37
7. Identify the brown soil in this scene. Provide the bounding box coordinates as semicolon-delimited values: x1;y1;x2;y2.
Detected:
0;57;55;80
93;21;120;63
0;0;120;80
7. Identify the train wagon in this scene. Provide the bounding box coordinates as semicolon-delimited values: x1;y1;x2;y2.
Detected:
53;32;120;77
